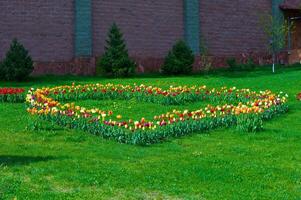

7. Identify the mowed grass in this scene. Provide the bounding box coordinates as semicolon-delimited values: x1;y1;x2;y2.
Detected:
0;68;301;199
72;99;212;121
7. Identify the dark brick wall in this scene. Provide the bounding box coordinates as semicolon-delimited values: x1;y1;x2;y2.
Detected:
0;0;74;62
200;0;271;56
0;0;277;74
92;0;184;58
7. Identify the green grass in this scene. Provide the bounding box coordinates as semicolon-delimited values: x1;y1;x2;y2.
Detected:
71;99;212;121
1;68;301;199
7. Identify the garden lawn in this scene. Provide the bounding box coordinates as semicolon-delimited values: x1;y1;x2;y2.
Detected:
0;68;301;199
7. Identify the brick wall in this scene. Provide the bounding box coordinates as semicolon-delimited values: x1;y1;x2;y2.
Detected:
0;0;279;74
92;0;184;71
200;0;271;56
0;0;74;62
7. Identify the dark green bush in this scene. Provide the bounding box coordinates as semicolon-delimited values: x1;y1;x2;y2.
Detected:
227;57;256;72
0;39;33;81
243;58;256;71
97;23;136;77
226;58;238;72
161;40;194;75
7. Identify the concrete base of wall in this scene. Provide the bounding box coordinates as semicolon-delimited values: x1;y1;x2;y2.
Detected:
31;52;289;76
32;56;165;75
33;57;96;75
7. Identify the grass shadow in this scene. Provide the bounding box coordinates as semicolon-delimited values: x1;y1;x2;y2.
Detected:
0;155;57;166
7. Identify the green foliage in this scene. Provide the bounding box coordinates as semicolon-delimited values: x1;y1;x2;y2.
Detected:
41;114;238;145
226;58;238;71
97;23;136;77
259;13;290;55
236;114;263;133
259;12;292;72
0;94;24;103
227;58;256;72
199;38;213;74
161;40;194;75
0;39;33;81
244;58;256;71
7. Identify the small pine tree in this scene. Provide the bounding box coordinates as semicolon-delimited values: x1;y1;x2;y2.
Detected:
97;23;136;77
0;39;33;81
161;40;194;75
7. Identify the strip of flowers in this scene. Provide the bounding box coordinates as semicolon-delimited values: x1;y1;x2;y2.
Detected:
0;88;25;103
297;92;301;101
26;83;288;145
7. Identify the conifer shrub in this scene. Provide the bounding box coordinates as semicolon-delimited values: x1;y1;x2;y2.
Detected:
97;23;136;77
161;40;194;75
226;57;238;72
0;39;33;81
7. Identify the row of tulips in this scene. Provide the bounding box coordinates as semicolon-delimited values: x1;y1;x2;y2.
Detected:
0;88;25;103
44;83;270;105
26;83;288;145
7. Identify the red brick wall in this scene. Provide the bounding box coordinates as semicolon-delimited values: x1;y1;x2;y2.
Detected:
200;0;271;56
92;0;184;71
0;1;74;62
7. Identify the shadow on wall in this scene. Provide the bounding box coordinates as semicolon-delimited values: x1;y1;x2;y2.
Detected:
0;155;57;166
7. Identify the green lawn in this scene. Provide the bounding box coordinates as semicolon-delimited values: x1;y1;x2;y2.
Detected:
1;68;301;199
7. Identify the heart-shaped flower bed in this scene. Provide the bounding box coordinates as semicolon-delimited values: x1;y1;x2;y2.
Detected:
26;83;288;145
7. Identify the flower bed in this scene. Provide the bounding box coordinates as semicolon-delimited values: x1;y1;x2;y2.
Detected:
0;88;25;103
26;83;288;145
297;92;301;101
